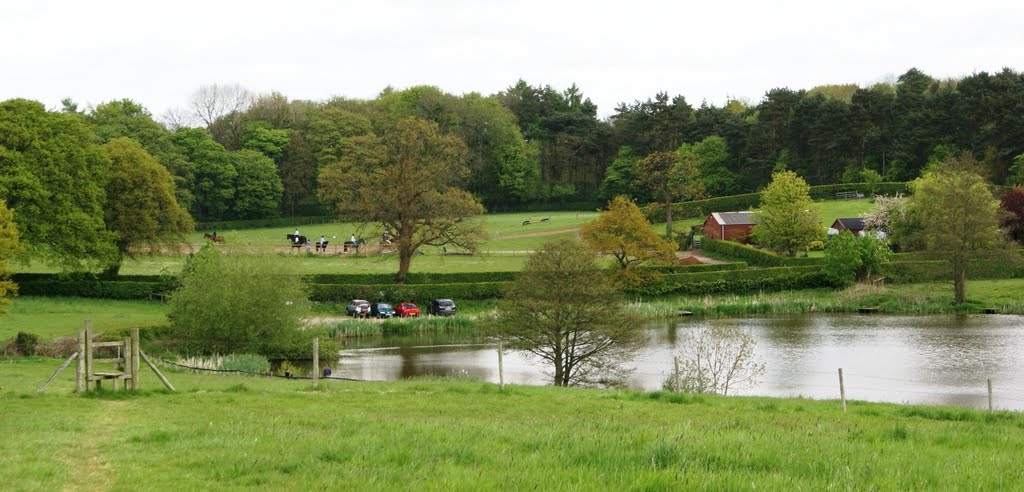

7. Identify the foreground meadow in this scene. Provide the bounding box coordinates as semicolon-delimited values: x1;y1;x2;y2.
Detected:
2;358;1022;490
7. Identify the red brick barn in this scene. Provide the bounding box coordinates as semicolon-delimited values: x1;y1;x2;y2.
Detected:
703;211;758;243
831;217;865;236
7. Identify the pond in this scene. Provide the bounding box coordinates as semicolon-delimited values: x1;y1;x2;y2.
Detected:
333;314;1024;411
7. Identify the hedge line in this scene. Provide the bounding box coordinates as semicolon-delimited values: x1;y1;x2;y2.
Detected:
642;262;748;274
308;282;508;304
645;181;909;222
701;239;823;267
884;259;1024;283
15;280;176;299
305;271;519;284
624;265;834;296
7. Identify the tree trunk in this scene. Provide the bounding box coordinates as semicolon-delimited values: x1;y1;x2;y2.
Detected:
954;265;966;305
665;199;673;239
396;249;412;284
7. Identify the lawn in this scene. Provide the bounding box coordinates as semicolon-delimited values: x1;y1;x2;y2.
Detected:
0;297;169;341
2;358;1022;490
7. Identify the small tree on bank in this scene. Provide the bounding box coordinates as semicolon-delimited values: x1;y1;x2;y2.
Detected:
0;200;20;316
488;239;641;387
910;154;1007;304
665;322;765;396
580;196;676;273
751;170;825;256
168;246;310;357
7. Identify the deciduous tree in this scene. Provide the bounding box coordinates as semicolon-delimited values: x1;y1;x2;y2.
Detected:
580;196;676;272
638;150;704;239
231;149;283;220
102;138;193;275
751;171;825;256
317;117;485;282
910;153;1006;304
0;200;19;315
488;239;641;387
0;99;116;270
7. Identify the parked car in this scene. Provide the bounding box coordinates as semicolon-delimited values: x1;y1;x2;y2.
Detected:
346;299;369;318
370;302;396;318
395;302;420;318
428;299;456;316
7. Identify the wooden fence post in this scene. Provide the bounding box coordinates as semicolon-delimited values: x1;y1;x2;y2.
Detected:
76;327;85;394
838;368;847;413
131;329;140;390
497;341;504;391
312;338;320;389
673;357;681;392
84;320;93;390
988;378;993;412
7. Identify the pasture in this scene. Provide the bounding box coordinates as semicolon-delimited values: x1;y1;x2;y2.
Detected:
2;358;1023;490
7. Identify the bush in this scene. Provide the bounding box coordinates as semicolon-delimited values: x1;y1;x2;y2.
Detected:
168;246;311;357
623;266;835;296
15;332;39;356
701;239;823;267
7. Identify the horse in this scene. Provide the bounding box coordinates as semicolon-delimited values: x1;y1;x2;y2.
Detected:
203;233;224;243
290;235;307;250
315;240;329;253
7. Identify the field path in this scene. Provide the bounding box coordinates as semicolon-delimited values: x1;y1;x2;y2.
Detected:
62;400;124;492
497;226;580;239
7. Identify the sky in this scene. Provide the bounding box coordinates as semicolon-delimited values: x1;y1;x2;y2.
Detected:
3;0;1022;120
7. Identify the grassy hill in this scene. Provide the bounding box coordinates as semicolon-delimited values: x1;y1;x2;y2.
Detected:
2;359;1021;490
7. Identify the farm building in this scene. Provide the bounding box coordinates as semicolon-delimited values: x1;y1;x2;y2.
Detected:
830;217;865;236
703;211;758;243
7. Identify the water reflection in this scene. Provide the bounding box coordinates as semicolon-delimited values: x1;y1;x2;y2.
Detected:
335;314;1024;411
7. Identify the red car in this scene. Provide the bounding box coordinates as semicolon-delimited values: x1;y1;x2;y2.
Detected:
395;302;420;317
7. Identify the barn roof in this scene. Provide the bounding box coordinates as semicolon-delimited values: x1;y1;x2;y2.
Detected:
711;211;758;225
834;217;865;230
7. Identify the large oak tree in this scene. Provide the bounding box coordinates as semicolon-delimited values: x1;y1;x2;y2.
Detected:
318;117;485;282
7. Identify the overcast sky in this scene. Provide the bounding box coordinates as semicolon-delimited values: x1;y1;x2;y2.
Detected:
3;0;1022;119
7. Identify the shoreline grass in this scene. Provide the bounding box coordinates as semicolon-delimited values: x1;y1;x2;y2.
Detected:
2;357;1022;490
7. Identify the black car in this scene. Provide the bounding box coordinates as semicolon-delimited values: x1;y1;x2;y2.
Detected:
370;302;396;318
428;299;456;316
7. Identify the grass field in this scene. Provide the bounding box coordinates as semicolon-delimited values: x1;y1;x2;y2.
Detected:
2;358;1022;490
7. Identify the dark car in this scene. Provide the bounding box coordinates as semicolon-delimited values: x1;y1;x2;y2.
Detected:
395;302;420;318
428;299;456;316
346;299;369;318
370;302;396;318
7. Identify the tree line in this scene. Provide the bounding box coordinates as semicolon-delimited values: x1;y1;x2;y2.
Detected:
2;67;1023;273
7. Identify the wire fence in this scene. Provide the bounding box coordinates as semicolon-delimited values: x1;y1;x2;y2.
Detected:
137;339;1024;412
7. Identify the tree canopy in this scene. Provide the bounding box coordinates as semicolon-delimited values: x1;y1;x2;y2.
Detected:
751;170;825;256
580;196;676;272
317;117;485;282
0;200;19;315
488;239;641;387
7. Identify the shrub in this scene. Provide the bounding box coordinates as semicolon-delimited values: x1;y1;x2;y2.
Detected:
168;246;311;358
15;332;39;356
623;266;835;296
219;354;272;375
701;239;823;267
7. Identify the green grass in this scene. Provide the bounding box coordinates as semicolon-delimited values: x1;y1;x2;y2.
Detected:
629;278;1024;317
0;297;169;341
2;358;1023;490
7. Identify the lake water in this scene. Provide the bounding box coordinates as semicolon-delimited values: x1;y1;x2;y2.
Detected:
334;314;1024;411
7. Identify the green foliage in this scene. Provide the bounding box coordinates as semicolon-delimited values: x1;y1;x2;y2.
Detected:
240;122;290;161
623;266;835;296
219;354;272;374
102;138;194;273
231;149;283;219
308;281;507;304
167;246;311;357
860;169;883;194
489;239;641;386
910;153;1007;303
0;99;117;269
701;239;823;267
823;231;861;286
0;200;19;315
639;150;705;237
173;128;237;220
580;196;676;271
15;331;39;356
751;171;826;256
684;135;738;196
597;147;647;202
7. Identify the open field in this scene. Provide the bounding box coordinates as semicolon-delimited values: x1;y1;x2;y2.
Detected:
0;297;169;341
2;358;1022;490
